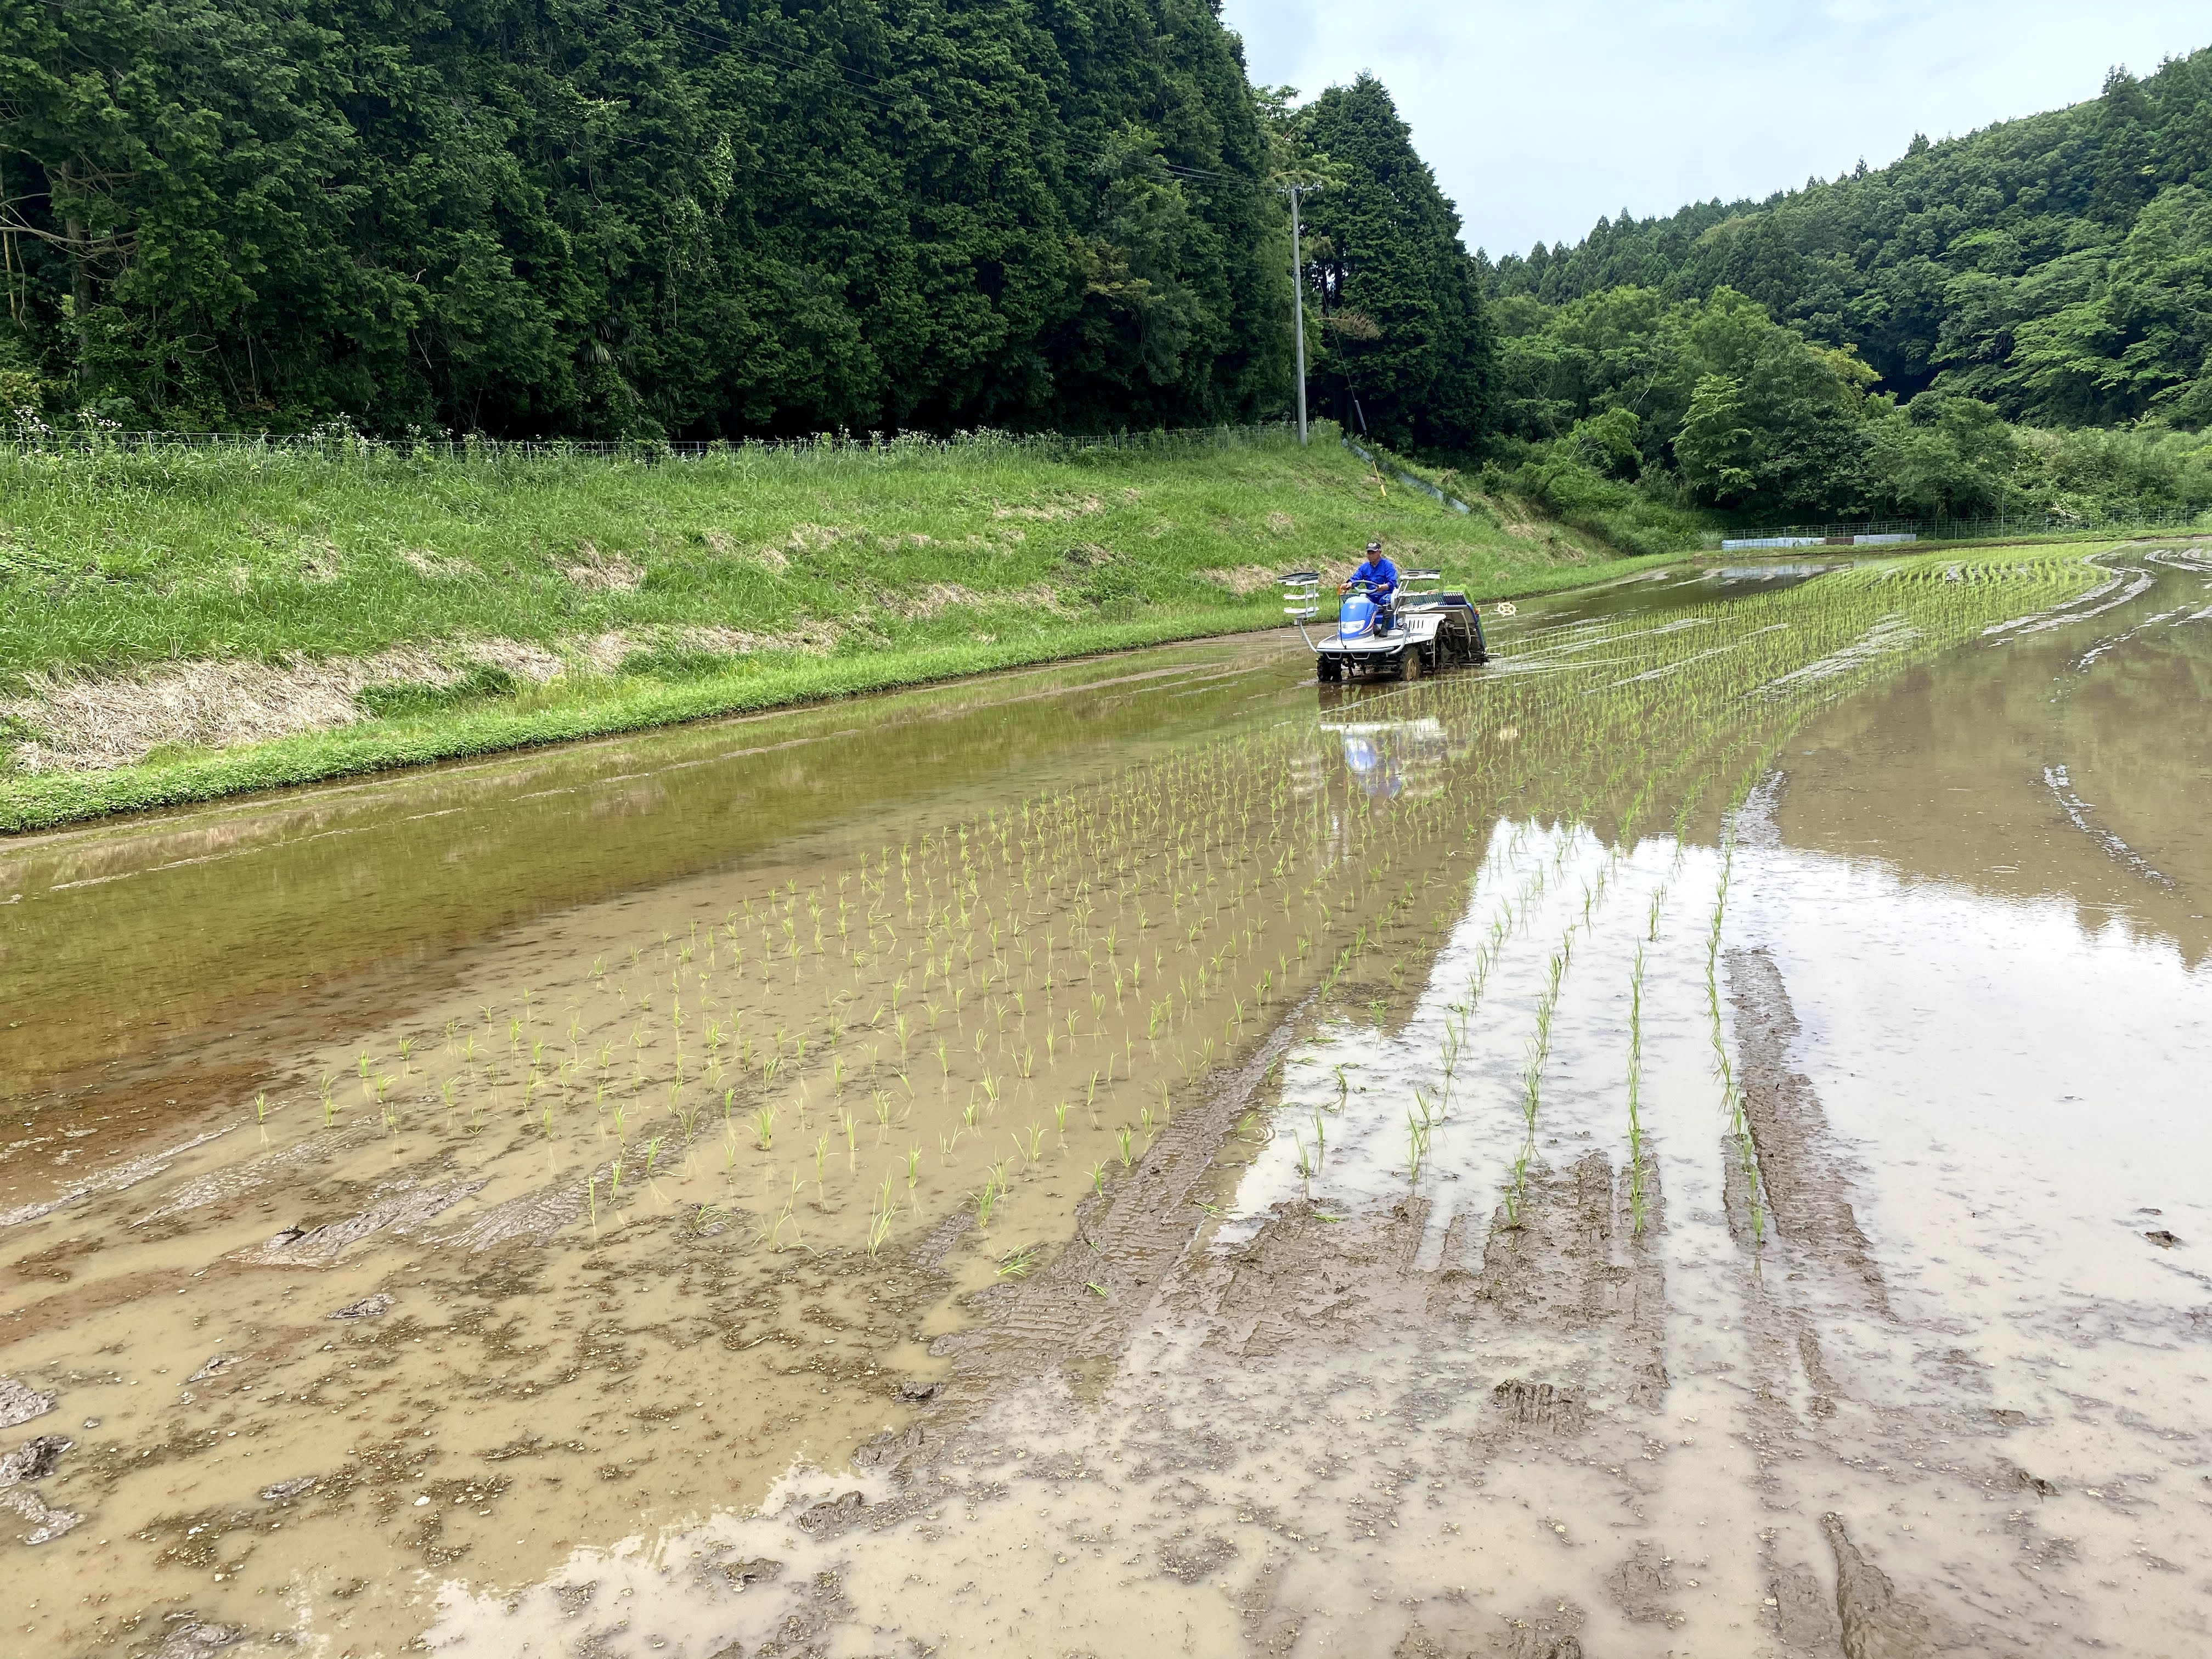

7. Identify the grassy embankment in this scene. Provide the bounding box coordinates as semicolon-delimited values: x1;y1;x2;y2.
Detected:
0;425;1638;833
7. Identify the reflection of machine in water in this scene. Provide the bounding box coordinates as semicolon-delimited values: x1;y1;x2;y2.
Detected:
1287;704;1462;869
1288;686;1477;878
1323;714;1449;800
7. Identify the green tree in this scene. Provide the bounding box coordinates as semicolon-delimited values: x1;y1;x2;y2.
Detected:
0;0;1292;437
1479;46;2212;424
1291;75;1493;452
1674;374;1759;503
1566;406;1641;478
1859;395;2018;516
1673;322;1872;512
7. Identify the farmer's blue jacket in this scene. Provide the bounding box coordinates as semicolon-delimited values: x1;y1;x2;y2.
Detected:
1351;554;1399;597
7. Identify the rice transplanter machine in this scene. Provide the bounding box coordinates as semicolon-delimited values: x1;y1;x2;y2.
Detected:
1280;568;1489;681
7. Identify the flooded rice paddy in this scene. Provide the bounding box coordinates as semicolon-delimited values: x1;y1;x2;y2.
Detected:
2;544;2208;1658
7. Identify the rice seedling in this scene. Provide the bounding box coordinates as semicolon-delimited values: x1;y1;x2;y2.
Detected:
996;1244;1037;1278
1116;1126;1135;1167
970;1176;1000;1229
1406;1111;1429;1183
768;1176;802;1251
1502;1139;1532;1228
753;1106;774;1150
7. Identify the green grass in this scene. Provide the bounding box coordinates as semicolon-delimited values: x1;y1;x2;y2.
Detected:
0;424;1649;832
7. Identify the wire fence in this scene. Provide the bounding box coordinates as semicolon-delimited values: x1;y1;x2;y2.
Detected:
0;418;1300;470
1719;504;2210;550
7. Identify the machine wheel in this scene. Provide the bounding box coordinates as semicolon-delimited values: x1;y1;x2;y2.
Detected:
1317;654;1342;682
1397;646;1423;682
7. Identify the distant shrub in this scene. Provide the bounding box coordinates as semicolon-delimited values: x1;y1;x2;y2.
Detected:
616;644;743;681
358;662;518;719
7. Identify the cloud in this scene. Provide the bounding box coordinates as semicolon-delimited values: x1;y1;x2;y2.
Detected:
1222;0;2209;256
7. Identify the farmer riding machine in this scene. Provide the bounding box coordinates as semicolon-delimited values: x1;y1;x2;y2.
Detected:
1280;568;1489;682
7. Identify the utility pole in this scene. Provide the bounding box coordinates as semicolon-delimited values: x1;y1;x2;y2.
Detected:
1281;184;1318;444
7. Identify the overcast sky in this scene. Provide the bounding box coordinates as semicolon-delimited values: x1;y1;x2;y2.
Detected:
1221;1;2210;258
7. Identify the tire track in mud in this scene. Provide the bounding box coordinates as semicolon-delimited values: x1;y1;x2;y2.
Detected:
1726;945;1888;1312
1722;941;2085;1659
1726;941;1927;1657
129;1122;383;1230
0;1125;239;1230
236;1173;489;1266
1434;1147;1672;1425
812;989;1683;1654
843;951;1690;1643
913;1007;1312;1416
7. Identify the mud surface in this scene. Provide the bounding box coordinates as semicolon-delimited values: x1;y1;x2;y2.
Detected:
3;545;2208;1657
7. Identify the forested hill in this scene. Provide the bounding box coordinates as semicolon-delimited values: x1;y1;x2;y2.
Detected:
0;0;1295;438
1484;50;2212;426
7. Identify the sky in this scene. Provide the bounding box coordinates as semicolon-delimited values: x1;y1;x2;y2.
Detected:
1219;0;2210;258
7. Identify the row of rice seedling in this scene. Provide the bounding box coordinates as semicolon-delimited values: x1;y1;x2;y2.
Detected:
1227;550;2104;1243
227;550;2101;1282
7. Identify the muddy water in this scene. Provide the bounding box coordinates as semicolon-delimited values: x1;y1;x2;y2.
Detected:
3;545;2207;1659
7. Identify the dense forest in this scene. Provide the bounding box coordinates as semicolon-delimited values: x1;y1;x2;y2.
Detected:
0;0;1495;447
0;0;1301;437
2;2;2207;539
1284;75;1494;453
1481;49;2212;533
